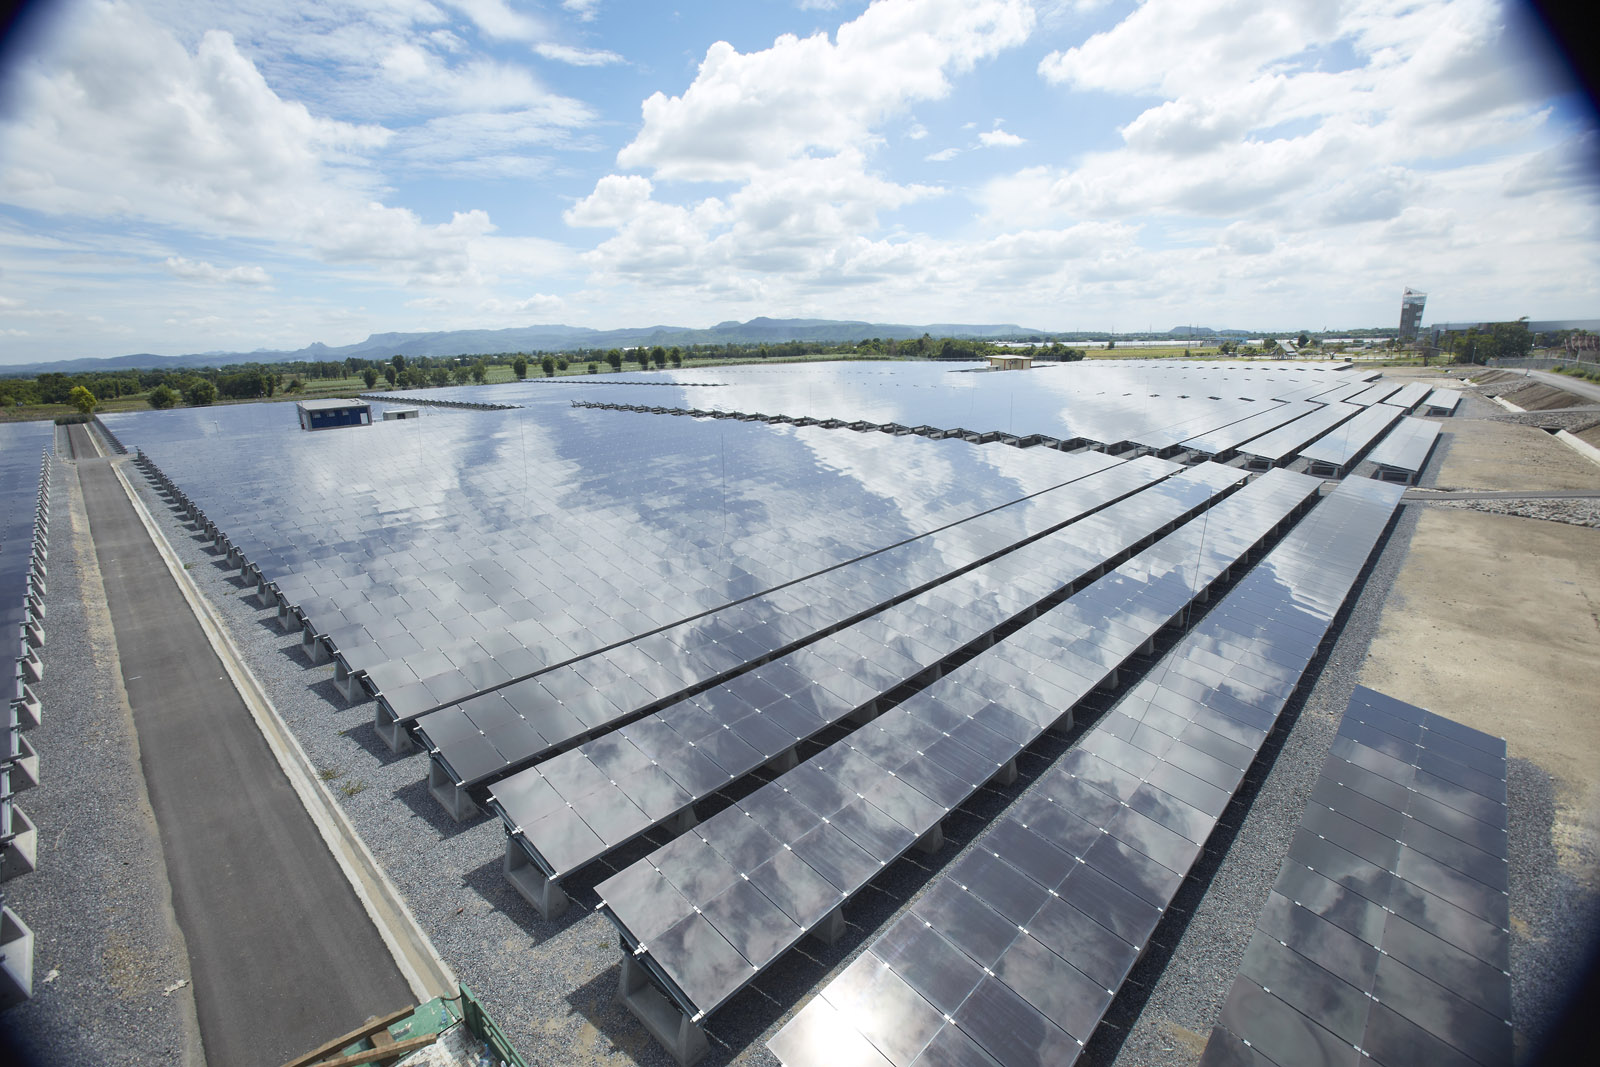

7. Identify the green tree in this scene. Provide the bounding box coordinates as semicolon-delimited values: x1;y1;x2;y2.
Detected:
633;348;649;370
147;384;179;409
451;365;471;385
651;345;667;369
362;368;379;389
286;377;305;394
471;360;488;384
669;347;682;368
512;355;528;379
68;385;97;413
383;365;397;387
556;357;568;371
541;354;556;377
587;362;599;374
1297;332;1310;347
429;367;451;387
1105;339;1115;350
391;354;406;373
606;349;623;371
183;379;218;406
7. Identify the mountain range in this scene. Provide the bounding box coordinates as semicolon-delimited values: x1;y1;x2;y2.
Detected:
5;317;1055;375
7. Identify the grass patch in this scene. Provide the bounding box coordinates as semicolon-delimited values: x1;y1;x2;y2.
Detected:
318;767;342;782
340;779;366;797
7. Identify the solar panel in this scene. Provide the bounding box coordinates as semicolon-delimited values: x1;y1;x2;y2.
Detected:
1298;402;1406;475
1366;417;1442;484
1237;402;1363;466
1423;388;1463;416
1198;686;1509;1067
1380;382;1433;412
768;478;1405;1067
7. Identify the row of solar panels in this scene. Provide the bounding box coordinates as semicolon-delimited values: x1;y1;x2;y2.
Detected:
487;462;1274;916
131;412;1104;728
418;456;1181;820
1;433;52;1012
765;477;1407;1067
1198;685;1510;1067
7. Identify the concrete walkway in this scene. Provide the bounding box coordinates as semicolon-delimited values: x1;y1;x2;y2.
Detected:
72;432;413;1067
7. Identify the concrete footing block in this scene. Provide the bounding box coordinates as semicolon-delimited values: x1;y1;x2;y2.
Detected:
13;684;42;729
375;706;416;753
990;758;1019;787
616;954;709;1067
276;604;300;633
303;627;331;664
0;906;34;1008
913;822;945;855
6;734;38;791
504;839;569;920
810;903;848;946
1;806;37;881
428;758;480;822
335;666;367;704
20;647;42;685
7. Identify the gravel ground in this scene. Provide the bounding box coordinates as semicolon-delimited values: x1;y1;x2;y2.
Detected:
4;457;201;1067
20;411;1589;1067
1435;497;1600;527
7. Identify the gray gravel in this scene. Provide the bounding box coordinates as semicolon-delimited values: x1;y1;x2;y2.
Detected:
1434;496;1600;527
4;458;201;1066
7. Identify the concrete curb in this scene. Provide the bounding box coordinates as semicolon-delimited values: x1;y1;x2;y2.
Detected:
1491;395;1526;413
1555;429;1600;470
104;456;458;1003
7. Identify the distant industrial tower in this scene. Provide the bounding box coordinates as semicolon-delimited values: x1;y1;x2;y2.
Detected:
1399;288;1427;341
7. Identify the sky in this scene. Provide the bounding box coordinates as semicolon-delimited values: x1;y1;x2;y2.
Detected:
0;0;1596;365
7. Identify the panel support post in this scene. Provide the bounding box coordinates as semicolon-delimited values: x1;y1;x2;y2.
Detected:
427;757;481;822
504;838;569;920
616;954;709;1067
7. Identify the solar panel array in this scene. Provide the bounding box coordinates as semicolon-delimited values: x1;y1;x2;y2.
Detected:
1198;686;1509;1067
768;477;1406;1067
431;455;1177;819
1380;382;1432;412
490;462;1246;913
95;361;1439;1063
597;468;1330;1035
0;419;52;1008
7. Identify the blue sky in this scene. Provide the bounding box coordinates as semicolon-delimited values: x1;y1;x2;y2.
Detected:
1;0;1596;363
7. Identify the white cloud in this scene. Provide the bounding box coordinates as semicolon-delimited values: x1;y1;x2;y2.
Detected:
479;293;565;316
907;122;929;140
925;147;961;161
0;1;569;287
444;0;547;42
978;123;1025;147
164;256;273;285
563;0;602;20
617;0;1035;181
535;42;624;66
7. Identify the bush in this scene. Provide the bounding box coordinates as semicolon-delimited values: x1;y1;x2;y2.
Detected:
587;362;598;374
68;385;97;413
512;356;528;379
286;378;305;394
148;384;179;409
183;379;218;406
541;355;556;377
362;368;379;388
52;412;91;425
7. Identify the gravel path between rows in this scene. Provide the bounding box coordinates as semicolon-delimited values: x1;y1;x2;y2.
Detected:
5;457;201;1067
